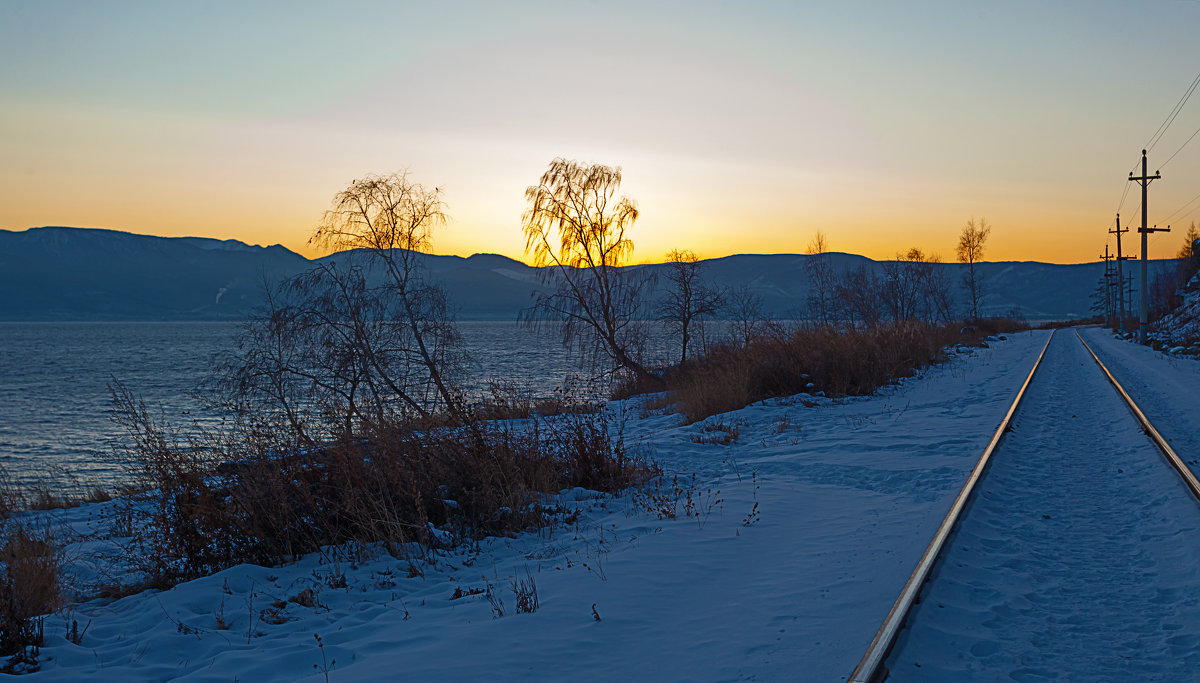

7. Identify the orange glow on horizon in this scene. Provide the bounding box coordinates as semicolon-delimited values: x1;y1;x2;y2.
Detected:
6;3;1200;272
7;208;1193;268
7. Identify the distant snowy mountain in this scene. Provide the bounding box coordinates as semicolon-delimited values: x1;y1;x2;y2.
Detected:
0;226;1178;321
0;227;308;320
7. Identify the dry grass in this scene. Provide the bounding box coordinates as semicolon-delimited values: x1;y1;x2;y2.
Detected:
27;485;111;512
473;379;603;421
0;521;63;664
0;468;20;523
109;386;656;586
638;319;1027;423
0;467;64;667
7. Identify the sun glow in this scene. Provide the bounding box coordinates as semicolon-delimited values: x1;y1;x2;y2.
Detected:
4;2;1200;265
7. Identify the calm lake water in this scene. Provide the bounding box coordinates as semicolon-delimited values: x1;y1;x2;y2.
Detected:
0;321;676;488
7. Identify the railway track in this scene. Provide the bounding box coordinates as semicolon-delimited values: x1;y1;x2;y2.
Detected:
849;328;1200;682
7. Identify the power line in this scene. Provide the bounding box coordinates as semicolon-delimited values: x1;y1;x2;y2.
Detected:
1124;196;1142;225
1162;187;1200;223
1145;68;1200;153
1174;198;1200;225
1116;153;1147;215
1159;120;1200;169
1116;173;1134;213
1112;70;1200;240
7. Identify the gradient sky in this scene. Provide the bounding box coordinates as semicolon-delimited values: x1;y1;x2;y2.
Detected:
3;1;1200;265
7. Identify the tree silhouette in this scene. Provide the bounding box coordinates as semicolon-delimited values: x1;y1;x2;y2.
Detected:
521;158;656;383
805;231;838;325
309;172;465;421
212;172;467;441
658;249;723;364
957;217;991;320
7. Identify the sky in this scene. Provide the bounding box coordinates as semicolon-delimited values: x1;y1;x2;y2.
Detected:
3;0;1200;265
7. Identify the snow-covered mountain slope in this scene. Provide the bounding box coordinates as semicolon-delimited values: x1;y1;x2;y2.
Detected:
1151;263;1200;354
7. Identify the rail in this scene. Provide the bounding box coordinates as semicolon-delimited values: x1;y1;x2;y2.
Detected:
1074;329;1200;502
848;330;1056;683
850;328;1200;681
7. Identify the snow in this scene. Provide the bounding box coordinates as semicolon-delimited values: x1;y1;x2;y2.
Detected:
1152;270;1200;355
1079;327;1200;477
15;328;1200;680
887;330;1200;681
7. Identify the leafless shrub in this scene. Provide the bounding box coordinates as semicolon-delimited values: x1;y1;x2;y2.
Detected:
108;378;655;586
511;568;539;614
0;467;21;522
484;579;506;618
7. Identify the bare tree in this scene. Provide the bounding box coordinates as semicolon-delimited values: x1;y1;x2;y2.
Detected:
879;249;925;322
836;266;884;328
920;252;955;322
805;230;838;324
725;285;770;347
210;172;467;440
957;217;991;320
658;249;723;364
521;158;656;383
884;248;954;323
308;172;466;420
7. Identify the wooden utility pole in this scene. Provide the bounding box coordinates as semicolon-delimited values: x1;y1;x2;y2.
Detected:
1100;245;1115;327
1126;271;1135;320
1109;214;1133;333
1129;149;1166;344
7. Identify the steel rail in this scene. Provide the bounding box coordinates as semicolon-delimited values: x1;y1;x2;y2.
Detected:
1075;329;1200;501
848;330;1056;683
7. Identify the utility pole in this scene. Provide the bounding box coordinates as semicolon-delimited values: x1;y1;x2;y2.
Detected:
1100;245;1114;327
1126;271;1135;322
1109;214;1133;333
1128;149;1166;344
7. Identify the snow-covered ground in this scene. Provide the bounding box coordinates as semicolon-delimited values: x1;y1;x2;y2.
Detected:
17;327;1196;681
1151;266;1200;355
888;330;1200;681
1080;326;1200;472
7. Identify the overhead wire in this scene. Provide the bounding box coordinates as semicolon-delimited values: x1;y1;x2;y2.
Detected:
1115;152;1146;215
1178;205;1200;225
1144;68;1200;153
1159;120;1200;169
1106;71;1200;259
1141;70;1200;236
1116;69;1200;228
1162;187;1200;224
1116;173;1134;214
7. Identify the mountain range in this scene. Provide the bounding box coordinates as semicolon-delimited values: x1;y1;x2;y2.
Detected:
0;226;1177;321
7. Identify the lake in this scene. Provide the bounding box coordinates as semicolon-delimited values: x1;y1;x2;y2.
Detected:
0;321;686;489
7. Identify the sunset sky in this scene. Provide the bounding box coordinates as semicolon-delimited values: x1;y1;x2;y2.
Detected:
3;1;1200;264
